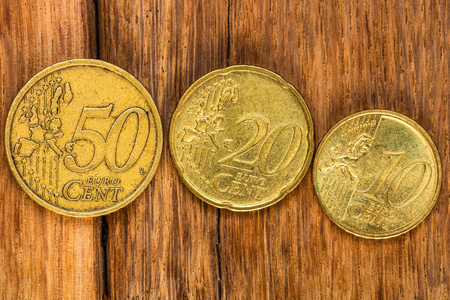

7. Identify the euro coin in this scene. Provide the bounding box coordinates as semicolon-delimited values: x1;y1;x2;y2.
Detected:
313;110;442;238
170;65;314;211
5;59;163;217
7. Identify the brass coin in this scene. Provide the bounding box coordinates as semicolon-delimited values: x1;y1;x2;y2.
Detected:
169;65;314;211
313;110;442;238
5;59;163;217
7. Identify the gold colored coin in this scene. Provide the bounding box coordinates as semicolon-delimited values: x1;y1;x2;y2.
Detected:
5;59;163;217
169;65;314;211
313;110;442;238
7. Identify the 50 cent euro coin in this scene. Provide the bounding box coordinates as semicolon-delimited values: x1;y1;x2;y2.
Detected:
5;59;163;217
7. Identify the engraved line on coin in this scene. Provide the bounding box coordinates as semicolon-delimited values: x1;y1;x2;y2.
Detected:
355;152;433;208
211;172;268;200
177;78;240;188
61;177;123;202
218;114;269;170
383;159;432;208
64;104;150;173
319;113;436;232
347;200;396;230
12;75;70;205
218;114;303;175
319;117;378;218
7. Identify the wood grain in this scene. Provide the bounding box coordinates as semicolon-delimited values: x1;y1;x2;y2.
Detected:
97;0;228;298
223;0;449;299
0;1;103;299
1;0;448;299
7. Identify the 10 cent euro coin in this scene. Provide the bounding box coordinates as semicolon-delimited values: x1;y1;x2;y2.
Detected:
313;110;442;238
169;65;314;211
5;59;163;217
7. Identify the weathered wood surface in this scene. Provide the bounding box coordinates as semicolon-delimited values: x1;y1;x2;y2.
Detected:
1;0;449;299
0;0;103;299
222;1;449;299
98;1;227;298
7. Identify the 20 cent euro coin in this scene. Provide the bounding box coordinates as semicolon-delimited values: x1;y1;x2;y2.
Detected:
313;110;442;238
5;59;163;217
169;65;314;211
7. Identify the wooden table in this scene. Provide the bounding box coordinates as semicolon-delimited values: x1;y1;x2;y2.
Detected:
1;0;448;299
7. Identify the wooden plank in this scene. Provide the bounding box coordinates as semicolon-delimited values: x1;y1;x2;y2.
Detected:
221;0;449;299
0;1;103;299
97;0;228;298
